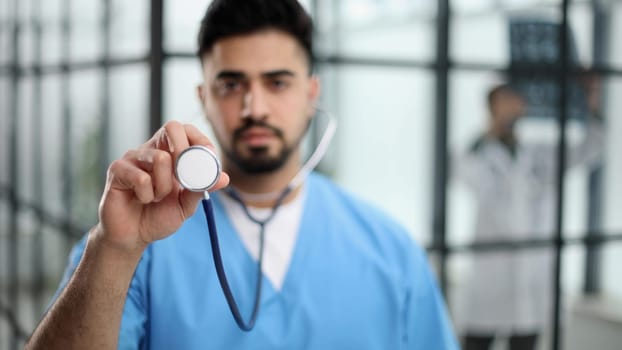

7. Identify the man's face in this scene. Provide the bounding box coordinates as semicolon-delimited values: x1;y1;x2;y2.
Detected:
198;30;319;174
491;90;526;135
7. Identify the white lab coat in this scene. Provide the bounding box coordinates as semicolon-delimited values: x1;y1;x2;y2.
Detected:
453;120;603;334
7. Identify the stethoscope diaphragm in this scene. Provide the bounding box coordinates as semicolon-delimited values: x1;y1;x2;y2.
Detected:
175;145;221;192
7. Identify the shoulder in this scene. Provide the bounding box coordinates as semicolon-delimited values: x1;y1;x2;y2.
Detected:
307;172;425;263
307;172;407;228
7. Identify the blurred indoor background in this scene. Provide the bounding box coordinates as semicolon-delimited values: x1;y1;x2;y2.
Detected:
1;0;622;349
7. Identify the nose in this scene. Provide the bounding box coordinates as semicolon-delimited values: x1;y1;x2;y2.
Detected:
240;85;269;121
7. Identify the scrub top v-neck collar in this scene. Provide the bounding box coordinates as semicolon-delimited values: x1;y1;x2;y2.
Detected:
218;186;307;292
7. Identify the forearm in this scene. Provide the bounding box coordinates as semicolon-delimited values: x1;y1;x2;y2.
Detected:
26;226;145;350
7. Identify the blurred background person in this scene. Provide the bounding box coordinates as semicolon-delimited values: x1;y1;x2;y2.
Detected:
453;80;603;350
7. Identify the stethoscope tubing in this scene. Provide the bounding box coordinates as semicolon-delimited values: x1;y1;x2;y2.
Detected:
179;108;336;331
202;197;264;331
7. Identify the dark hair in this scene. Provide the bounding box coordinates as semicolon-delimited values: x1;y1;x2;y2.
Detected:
487;84;521;109
197;0;314;71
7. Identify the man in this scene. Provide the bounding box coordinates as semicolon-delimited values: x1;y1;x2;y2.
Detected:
26;1;457;349
454;83;603;350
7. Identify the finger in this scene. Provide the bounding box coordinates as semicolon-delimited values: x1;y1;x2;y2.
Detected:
184;123;216;149
108;157;155;204
144;121;191;158
135;148;174;202
162;121;190;160
211;171;230;192
178;190;204;220
177;172;229;221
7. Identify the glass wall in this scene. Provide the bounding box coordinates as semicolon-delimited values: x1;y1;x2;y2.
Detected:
1;0;622;349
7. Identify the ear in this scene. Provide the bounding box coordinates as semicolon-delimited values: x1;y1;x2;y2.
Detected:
306;75;321;117
197;83;206;108
197;83;212;121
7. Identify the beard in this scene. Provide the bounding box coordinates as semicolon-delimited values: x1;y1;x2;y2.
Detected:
224;119;295;174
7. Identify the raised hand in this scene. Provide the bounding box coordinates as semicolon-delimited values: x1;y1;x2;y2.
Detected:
97;121;229;253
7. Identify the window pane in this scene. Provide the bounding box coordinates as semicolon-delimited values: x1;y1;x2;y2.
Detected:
447;71;558;342
69;69;102;226
569;243;622;350
0;22;10;66
451;9;510;65
110;0;149;58
447;70;496;247
447;68;600;242
451;2;568;66
0;77;9;185
449;248;552;348
40;0;62;65
163;59;207;131
165;0;333;54
70;0;102;62
563;244;586;297
18;20;35;68
0;0;10;23
109;64;149;161
40;225;73;294
606;2;622;69
40;74;63;218
17;77;36;202
569;2;595;67
602;243;622;301
602;77;622;236
17;0;35;68
321;65;434;245
165;0;213;52
317;0;436;62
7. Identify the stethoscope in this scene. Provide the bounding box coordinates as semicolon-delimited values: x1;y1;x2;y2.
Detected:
174;110;336;331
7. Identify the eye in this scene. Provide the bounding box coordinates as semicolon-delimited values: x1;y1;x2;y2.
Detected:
215;79;244;96
268;77;290;91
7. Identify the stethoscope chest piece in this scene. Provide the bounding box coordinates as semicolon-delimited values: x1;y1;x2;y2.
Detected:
175;145;221;192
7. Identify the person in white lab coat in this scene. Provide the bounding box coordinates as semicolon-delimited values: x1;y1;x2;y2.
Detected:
453;81;603;350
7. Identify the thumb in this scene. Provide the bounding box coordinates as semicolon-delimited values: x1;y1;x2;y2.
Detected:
178;172;229;219
178;190;205;220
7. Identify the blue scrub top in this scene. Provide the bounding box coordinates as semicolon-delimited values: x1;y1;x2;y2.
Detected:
57;173;458;349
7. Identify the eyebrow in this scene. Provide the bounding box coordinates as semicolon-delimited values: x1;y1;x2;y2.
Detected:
263;70;295;78
215;69;296;80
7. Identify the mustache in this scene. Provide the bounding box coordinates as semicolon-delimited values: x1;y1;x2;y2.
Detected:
233;119;284;141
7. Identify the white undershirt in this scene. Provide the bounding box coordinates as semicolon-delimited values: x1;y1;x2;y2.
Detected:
219;187;305;291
